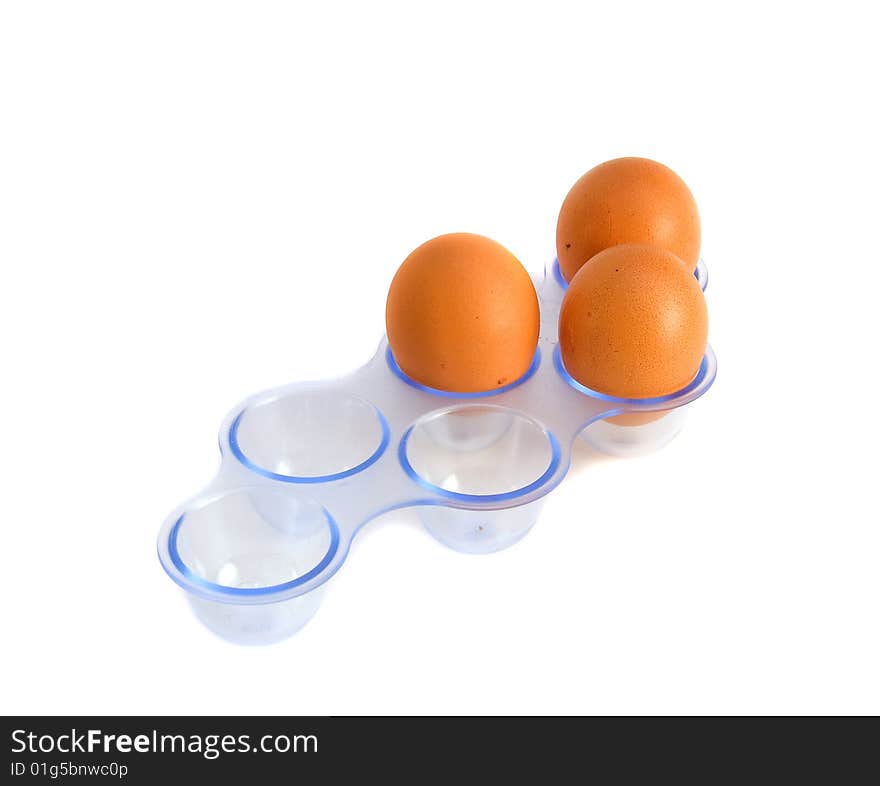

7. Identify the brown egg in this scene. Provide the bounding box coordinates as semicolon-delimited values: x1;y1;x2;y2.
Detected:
386;233;539;393
556;157;700;282
559;245;708;410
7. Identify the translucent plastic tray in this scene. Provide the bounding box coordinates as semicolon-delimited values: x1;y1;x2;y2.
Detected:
158;258;715;644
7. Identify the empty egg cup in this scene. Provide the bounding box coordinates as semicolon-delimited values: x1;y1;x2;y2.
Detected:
158;258;715;644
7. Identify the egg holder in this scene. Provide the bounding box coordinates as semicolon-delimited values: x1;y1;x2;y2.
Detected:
158;258;715;644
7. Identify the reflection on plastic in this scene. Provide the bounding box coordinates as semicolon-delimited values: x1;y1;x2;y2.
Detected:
583;406;689;458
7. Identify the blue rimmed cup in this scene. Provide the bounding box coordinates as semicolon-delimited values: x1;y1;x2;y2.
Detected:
553;344;715;457
399;405;560;553
229;388;390;483
158;487;339;644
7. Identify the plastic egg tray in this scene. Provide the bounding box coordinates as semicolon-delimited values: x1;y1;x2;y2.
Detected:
158;258;715;644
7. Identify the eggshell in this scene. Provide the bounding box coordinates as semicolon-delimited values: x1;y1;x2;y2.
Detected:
559;244;708;405
556;157;700;282
386;233;539;393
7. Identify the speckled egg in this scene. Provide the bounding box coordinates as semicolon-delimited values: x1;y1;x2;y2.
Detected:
556;157;701;282
386;233;539;393
559;244;708;399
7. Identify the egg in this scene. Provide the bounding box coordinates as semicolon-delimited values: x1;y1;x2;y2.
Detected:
386;233;539;393
556;157;701;282
559;244;708;412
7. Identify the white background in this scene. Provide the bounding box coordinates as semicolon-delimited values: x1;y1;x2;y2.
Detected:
1;1;877;715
